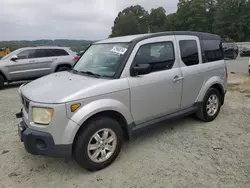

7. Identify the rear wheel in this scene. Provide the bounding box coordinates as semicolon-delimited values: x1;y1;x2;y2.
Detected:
0;75;5;89
56;66;71;72
73;116;123;171
233;51;237;59
196;88;222;122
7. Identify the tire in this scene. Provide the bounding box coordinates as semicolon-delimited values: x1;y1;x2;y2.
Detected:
56;66;71;72
73;116;123;171
0;75;4;90
233;51;237;59
248;69;250;75
196;88;222;122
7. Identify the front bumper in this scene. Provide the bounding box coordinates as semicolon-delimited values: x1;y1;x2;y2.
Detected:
18;121;72;158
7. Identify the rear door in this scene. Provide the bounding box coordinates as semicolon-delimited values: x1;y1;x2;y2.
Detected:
175;36;204;109
50;48;74;66
31;49;55;76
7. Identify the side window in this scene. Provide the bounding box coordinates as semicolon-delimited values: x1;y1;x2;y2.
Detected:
134;42;175;72
51;49;69;56
17;50;35;59
179;40;199;66
202;40;223;63
34;49;54;58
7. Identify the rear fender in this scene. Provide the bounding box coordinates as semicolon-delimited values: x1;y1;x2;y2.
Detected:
196;76;225;102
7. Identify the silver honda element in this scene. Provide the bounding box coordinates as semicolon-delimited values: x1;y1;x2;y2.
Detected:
17;31;227;171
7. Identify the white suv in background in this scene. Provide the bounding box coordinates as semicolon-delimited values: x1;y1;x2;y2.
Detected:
0;46;78;89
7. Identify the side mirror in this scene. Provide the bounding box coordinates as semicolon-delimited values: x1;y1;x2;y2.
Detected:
131;63;151;76
10;55;18;61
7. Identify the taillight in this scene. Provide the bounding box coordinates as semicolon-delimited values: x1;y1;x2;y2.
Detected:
73;56;79;61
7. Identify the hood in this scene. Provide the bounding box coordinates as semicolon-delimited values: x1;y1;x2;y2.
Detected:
21;71;110;103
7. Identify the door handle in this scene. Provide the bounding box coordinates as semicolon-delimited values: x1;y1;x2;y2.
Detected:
29;60;36;63
52;58;57;61
173;76;184;83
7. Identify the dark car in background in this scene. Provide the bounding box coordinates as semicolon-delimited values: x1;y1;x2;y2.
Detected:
240;47;250;57
222;43;239;59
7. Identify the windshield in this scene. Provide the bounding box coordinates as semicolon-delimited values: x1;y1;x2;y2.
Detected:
73;43;130;78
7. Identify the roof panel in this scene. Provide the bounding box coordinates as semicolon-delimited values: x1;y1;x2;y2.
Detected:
95;33;152;44
95;31;221;44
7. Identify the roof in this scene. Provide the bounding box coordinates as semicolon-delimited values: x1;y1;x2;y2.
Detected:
95;34;152;44
14;46;70;51
96;31;221;44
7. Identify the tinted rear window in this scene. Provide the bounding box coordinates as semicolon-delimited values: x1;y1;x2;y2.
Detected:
34;49;54;58
50;49;69;56
202;40;223;62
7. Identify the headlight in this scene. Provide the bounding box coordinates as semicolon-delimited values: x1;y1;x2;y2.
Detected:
32;107;54;125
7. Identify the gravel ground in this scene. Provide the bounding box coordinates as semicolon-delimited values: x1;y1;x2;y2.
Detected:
0;74;250;188
226;57;249;74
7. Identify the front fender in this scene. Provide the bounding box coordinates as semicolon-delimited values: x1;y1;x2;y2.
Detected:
69;98;133;127
196;76;225;102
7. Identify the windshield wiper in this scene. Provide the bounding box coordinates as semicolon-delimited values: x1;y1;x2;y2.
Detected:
80;71;102;78
71;69;79;74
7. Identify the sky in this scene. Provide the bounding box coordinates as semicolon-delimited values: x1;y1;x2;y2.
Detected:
0;0;178;41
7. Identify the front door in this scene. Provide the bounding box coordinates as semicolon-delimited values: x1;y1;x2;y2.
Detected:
127;36;183;124
7;49;36;81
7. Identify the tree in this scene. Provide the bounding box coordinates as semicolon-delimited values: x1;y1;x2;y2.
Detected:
240;0;250;41
109;1;250;41
214;0;249;41
205;0;217;33
148;7;166;33
176;0;210;32
164;13;179;31
109;12;141;37
110;5;149;37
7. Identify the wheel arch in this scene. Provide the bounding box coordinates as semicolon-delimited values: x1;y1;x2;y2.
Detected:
0;70;7;82
72;109;132;154
197;77;226;105
70;98;134;150
55;63;72;72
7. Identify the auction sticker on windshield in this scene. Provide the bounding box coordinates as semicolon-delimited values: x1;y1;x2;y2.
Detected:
111;46;127;55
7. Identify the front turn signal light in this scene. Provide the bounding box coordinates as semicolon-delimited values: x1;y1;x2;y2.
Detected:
71;103;81;112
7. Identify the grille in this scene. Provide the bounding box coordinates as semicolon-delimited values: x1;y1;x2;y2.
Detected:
21;96;30;112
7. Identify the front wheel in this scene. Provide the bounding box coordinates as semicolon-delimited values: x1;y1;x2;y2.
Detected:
73;116;123;171
196;88;222;122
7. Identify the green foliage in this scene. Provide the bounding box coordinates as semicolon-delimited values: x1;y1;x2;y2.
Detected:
110;0;250;42
177;0;210;32
148;7;166;33
110;5;149;37
110;12;142;37
164;13;179;31
214;0;250;41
